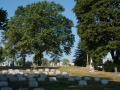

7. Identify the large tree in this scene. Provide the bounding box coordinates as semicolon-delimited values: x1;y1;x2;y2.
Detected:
3;1;74;66
73;0;120;64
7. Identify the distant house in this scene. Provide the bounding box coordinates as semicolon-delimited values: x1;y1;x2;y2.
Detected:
68;62;74;66
0;61;10;66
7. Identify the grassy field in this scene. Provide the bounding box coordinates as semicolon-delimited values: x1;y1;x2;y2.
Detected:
0;66;120;90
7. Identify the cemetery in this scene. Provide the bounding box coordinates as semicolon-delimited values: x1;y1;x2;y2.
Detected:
0;0;120;90
0;66;120;90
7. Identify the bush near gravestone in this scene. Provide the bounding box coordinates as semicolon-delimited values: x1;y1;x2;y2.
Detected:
103;60;120;72
103;61;114;72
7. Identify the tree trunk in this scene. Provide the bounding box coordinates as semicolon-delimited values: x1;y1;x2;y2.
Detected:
110;49;120;64
22;56;26;68
37;52;42;66
110;49;114;62
86;54;89;67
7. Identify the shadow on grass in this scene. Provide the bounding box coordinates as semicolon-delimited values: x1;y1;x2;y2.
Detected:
7;76;120;90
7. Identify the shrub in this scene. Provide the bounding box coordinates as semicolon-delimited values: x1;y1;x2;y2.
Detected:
103;60;114;72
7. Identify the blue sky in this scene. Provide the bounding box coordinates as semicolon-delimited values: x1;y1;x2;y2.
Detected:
0;0;79;62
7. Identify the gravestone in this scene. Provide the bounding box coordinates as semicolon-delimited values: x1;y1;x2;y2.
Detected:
83;76;91;80
74;76;81;81
33;69;37;72
55;70;60;75
2;70;8;74
1;87;12;90
6;74;13;78
33;63;37;69
101;79;108;85
19;72;24;74
14;69;19;74
33;88;44;90
29;77;36;81
62;72;67;75
21;88;28;90
0;81;8;87
50;69;55;72
0;77;7;81
38;77;45;81
29;81;38;87
18;77;26;81
63;74;69;78
68;77;75;82
42;72;48;75
49;72;54;75
49;77;57;81
9;77;17;82
33;73;39;78
38;69;43;72
94;77;100;81
44;68;49;72
90;65;94;72
114;67;120;76
16;74;23;77
56;74;63;79
40;73;46;78
78;80;87;86
26;74;33;78
26;69;31;72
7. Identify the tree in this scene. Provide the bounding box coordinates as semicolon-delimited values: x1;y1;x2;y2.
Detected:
3;1;74;66
0;46;4;62
73;41;87;66
73;0;120;64
62;58;69;66
0;8;8;30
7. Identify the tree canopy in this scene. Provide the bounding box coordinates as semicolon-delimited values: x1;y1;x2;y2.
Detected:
2;1;75;65
0;8;8;30
73;0;120;64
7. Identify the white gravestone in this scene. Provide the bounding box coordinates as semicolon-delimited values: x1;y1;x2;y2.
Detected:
9;77;17;82
18;77;26;81
29;77;36;81
68;77;75;82
49;77;57;81
83;76;91;80
78;80;87;86
0;81;8;87
38;77;45;81
101;79;108;85
56;74;63;79
74;76;81;81
1;87;12;90
33;88;44;90
94;77;100;81
114;67;120;76
29;81;38;87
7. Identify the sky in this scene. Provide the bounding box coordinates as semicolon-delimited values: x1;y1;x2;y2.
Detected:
0;0;79;62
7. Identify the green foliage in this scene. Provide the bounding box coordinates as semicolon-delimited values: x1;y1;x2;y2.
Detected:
103;60;114;72
41;58;48;66
73;0;120;63
103;60;120;72
0;46;4;62
0;8;8;30
3;1;74;65
73;41;86;66
62;58;69;65
16;59;23;66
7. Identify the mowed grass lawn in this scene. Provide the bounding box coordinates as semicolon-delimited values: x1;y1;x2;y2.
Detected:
0;66;120;90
